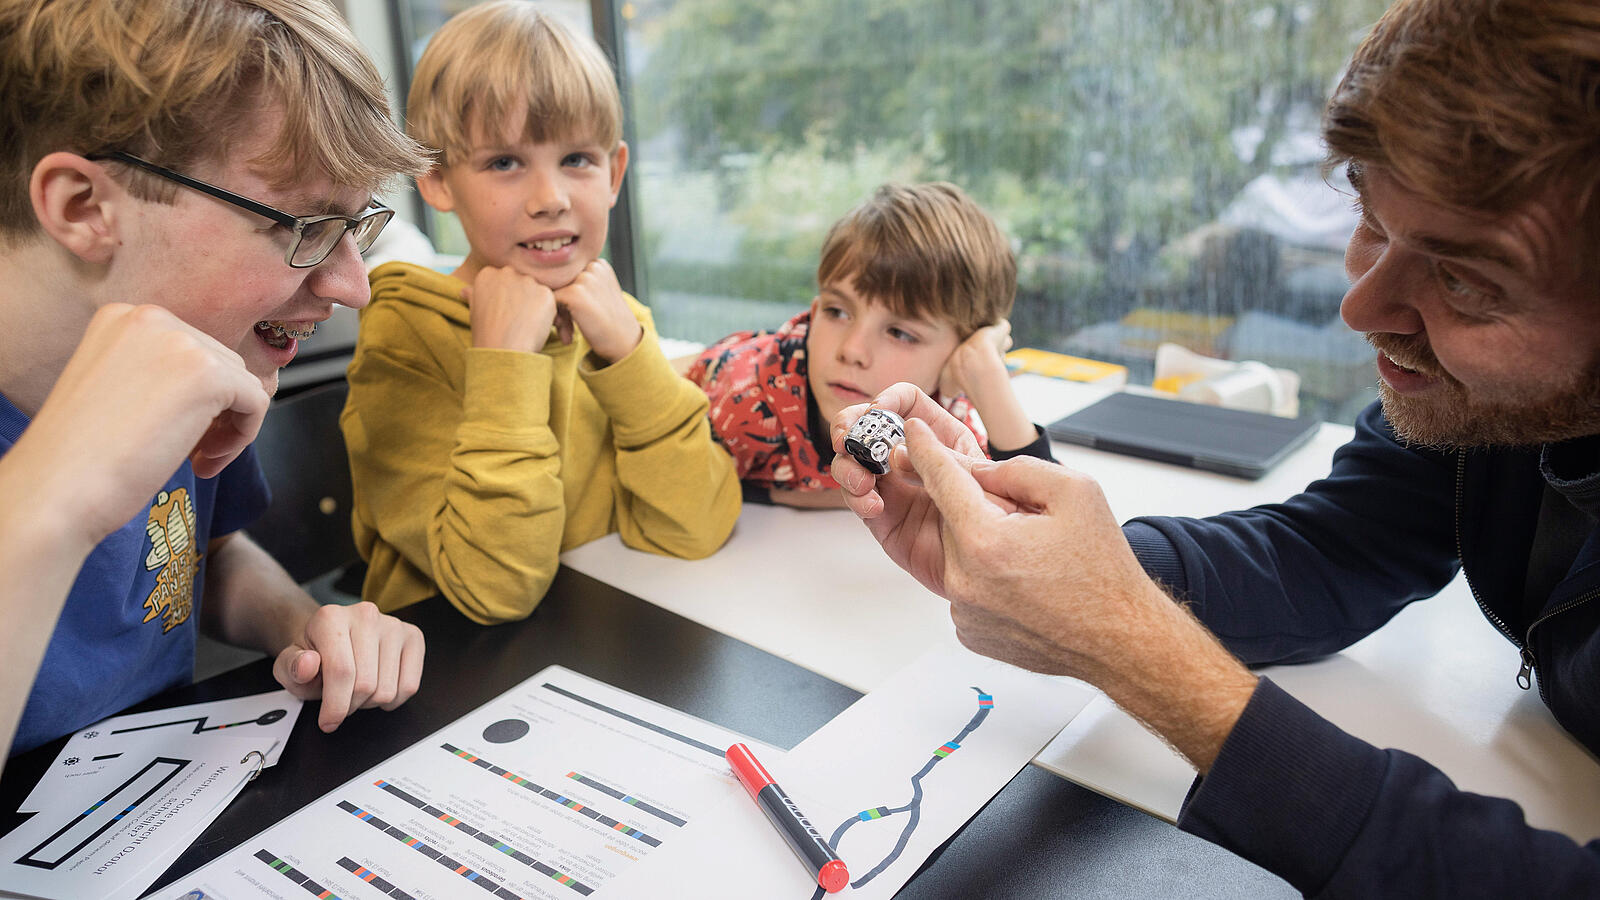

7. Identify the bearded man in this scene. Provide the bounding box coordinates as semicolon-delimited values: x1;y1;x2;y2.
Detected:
829;0;1600;894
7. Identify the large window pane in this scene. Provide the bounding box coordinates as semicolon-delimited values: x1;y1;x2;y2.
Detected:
623;0;1388;422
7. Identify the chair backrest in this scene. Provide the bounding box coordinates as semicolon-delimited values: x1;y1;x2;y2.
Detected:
248;379;357;585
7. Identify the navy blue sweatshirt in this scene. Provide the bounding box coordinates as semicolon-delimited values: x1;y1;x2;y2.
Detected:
1124;401;1600;896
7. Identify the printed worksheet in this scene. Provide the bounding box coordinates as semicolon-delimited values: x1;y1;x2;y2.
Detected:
599;639;1097;899
21;690;301;814
0;731;264;900
152;667;762;900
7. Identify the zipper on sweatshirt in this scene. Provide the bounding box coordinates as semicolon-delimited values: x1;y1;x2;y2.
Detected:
1518;588;1600;700
1454;453;1520;649
1455;452;1600;697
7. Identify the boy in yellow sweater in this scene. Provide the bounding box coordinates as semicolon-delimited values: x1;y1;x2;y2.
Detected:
342;1;739;624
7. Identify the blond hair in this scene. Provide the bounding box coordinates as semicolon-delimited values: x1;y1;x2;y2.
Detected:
408;1;622;166
817;183;1016;337
0;0;429;236
1324;0;1600;241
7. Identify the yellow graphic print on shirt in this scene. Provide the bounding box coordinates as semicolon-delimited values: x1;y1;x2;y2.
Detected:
143;488;198;633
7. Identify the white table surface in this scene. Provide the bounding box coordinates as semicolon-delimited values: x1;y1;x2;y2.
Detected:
562;375;1600;842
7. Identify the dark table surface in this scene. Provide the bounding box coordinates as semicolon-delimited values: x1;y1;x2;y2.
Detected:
1;567;1289;898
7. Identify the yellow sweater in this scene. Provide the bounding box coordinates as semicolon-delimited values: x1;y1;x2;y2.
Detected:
342;262;740;624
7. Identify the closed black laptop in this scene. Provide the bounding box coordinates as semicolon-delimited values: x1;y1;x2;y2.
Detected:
1044;391;1321;479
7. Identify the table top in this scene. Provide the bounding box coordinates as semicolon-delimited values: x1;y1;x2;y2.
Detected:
0;568;1294;898
561;376;1600;842
566;377;1354;694
7;375;1597;898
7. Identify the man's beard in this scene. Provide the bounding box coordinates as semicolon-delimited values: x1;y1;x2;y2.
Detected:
1369;333;1600;448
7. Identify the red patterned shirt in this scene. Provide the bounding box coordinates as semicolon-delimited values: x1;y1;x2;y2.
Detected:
685;310;987;492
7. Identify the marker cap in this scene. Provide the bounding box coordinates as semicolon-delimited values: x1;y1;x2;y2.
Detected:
819;858;849;893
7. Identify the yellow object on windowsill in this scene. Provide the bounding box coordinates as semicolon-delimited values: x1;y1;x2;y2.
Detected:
1004;348;1128;387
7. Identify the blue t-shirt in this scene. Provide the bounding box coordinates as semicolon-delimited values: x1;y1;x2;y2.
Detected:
1;391;270;755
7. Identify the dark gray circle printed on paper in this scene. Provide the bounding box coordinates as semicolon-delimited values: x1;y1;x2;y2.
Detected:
482;718;531;743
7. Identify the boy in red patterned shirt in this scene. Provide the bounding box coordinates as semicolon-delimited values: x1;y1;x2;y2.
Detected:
687;182;1053;507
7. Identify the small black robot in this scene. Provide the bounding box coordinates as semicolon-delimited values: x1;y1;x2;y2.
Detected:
843;408;906;475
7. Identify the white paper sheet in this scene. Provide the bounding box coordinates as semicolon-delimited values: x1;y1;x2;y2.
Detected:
151;666;767;900
0;732;264;900
20;690;302;814
600;639;1097;899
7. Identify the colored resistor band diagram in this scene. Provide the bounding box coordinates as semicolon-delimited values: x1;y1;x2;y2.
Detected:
253;848;351;900
565;772;688;827
370;778;593;894
441;743;665;846
338;799;541;899
812;688;995;897
336;856;419;899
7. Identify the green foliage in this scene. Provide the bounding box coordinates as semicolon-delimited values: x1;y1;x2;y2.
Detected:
636;134;936;306
628;0;1387;341
647;257;818;305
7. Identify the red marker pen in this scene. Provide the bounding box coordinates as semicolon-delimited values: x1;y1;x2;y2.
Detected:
726;743;849;893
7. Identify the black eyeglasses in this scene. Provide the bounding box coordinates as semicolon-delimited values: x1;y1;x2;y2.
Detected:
87;150;394;268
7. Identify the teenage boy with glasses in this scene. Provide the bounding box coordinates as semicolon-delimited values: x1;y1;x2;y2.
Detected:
86;152;397;270
0;0;433;771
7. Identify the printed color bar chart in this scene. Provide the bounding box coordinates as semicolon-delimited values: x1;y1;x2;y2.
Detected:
370;779;592;894
441;744;664;846
254;849;347;900
337;800;540;899
564;772;687;827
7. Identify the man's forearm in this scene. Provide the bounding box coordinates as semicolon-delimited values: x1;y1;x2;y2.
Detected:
1087;583;1259;773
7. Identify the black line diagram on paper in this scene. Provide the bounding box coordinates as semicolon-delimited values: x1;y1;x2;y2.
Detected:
809;687;994;897
109;707;289;737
